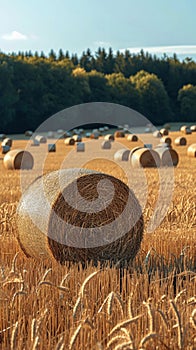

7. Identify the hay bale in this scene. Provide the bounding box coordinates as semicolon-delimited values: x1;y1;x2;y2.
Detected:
73;135;82;142
114;130;125;138
1;138;13;147
104;126;109;131
127;134;138;142
76;142;85;152
48;131;55;138
104;134;115;141
131;148;161;168
174;137;187;146
1;145;10;154
155;147;179;167
90;133;99;140
16;169;144;265
187;144;196;157
35;135;47;144
48;144;56;152
160;128;169;136
25;130;33;137
64;137;75;146
31;139;40;147
180;125;191;134
85;132;91;138
190;125;196;132
153;130;162;138
129;146;143;158
3;149;34;170
101;141;111;150
114;149;130;161
144;144;152;149
160;136;172;146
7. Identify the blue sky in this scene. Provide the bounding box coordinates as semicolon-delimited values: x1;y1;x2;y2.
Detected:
0;0;196;60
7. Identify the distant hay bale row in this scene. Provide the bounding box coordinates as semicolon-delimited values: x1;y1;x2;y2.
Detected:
64;137;75;145
160;136;172;146
131;148;161;168
2;138;13;147
187;144;196;157
153;130;162;138
180;125;192;134
114;130;125;138
127;134;138;142
174;137;187;146
190;125;196;132
35;135;47;143
160;128;169;136
16;169;144;265
104;134;115;141
3;149;34;170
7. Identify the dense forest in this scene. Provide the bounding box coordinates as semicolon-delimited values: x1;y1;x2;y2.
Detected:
0;48;196;133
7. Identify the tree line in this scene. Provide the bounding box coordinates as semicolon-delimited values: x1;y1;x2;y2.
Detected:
0;48;196;133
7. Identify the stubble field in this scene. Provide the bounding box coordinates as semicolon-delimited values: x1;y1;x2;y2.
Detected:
0;131;195;349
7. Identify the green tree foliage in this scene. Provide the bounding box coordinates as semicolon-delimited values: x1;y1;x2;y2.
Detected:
177;84;196;121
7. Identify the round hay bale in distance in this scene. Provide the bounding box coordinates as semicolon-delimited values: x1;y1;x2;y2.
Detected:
180;125;191;134
131;148;161;168
114;149;131;161
101;141;111;150
3;149;34;170
190;125;196;132
90;132;99;140
1;138;13;147
35;135;47;144
153;130;162;138
1;145;10;154
160;136;172;146
187;144;196;157
64;137;75;146
127;134;138;142
104;134;115;141
174;137;187;146
114;130;125;138
16;169;144;265
47;131;55;139
25;130;33;137
155;147;179;167
129;146;144;158
73;134;82;142
160;128;169;136
76;142;85;152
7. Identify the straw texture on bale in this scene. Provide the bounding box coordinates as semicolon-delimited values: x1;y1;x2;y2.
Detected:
160;136;172;146
64;137;75;145
127;134;138;142
153;130;162;138
114;149;130;161
101;141;111;149
131;149;161;168
190;125;196;132
129;146;143;158
174;137;187;146
187;144;196;157
35;135;47;143
155;147;179;167
160;128;169;136
16;169;144;265
3;149;34;170
1;138;13;147
104;134;115;141
114;130;125;138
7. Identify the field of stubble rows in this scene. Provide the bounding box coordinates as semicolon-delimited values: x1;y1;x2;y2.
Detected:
0;131;195;350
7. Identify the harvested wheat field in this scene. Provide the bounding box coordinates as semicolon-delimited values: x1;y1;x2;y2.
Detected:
0;131;195;350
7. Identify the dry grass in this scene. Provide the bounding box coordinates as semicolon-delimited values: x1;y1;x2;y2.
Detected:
0;131;195;349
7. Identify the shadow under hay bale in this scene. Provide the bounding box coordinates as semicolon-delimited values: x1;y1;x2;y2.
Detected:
155;147;179;166
131;149;161;168
3;149;34;170
114;149;130;161
187;144;196;157
127;134;138;142
16;169;144;266
174;137;187;146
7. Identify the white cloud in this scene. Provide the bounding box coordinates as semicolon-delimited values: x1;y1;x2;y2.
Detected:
2;31;28;41
120;45;196;56
94;41;112;48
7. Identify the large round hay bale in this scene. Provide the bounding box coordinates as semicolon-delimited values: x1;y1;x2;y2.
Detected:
153;130;162;138
180;125;191;134
131;149;161;168
161;136;172;146
155;147;179;167
114;149;131;161
1;138;13;147
174;137;187;146
25;130;33;137
64;137;75;146
190;125;196;132
127;134;138;142
101;141;111;149
160;128;169;136
114;130;125;138
104;134;115;141
129;146;144;158
73;134;82;142
16;169;144;265
187;144;196;157
3;149;34;170
35;135;47;144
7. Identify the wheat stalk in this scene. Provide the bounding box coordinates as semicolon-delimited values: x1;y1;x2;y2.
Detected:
55;335;64;350
10;321;18;350
190;308;196;330
109;314;143;337
69;324;82;349
139;332;159;349
143;300;154;332
79;270;100;297
170;299;183;349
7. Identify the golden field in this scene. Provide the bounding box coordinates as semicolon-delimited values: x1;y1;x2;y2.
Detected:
0;131;195;350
